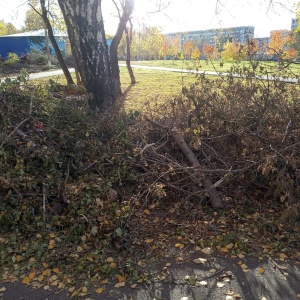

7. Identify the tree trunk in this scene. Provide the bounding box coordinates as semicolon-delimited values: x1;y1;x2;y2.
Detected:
57;0;115;109
40;0;74;85
110;0;135;96
125;19;136;84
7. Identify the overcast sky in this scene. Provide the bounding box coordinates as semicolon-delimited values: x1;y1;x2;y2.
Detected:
0;0;297;38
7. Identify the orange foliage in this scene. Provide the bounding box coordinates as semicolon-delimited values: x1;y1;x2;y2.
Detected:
202;43;218;59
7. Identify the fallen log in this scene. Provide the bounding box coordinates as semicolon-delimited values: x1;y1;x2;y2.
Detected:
145;117;225;209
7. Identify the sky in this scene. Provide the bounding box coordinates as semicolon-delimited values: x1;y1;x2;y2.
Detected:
0;0;298;38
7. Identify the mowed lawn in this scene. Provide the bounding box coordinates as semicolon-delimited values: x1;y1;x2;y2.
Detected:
120;59;300;75
119;66;197;112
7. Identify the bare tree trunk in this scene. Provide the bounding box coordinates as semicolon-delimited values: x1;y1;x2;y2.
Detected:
40;0;74;85
57;0;115;109
110;0;135;96
125;19;136;84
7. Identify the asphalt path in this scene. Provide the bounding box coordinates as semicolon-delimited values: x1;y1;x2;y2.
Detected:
1;254;300;299
1;64;298;83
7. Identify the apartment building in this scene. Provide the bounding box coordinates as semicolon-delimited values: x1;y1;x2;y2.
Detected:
166;26;255;47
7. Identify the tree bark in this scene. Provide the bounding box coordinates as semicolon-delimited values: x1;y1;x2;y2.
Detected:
110;0;135;96
125;19;136;84
57;0;115;109
40;0;74;85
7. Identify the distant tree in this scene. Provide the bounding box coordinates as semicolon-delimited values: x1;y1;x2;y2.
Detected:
162;35;181;59
268;30;297;60
221;41;247;61
24;0;45;31
0;20;18;36
202;43;219;60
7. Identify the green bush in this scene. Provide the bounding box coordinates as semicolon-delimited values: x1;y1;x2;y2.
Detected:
3;52;19;65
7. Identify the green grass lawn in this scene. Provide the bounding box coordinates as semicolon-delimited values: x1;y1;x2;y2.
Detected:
120;59;300;75
119;67;198;112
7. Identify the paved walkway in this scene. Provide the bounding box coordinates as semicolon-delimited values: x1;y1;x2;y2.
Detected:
1;64;298;84
1;254;300;299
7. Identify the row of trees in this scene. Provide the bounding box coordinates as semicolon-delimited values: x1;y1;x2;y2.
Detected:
117;27;299;61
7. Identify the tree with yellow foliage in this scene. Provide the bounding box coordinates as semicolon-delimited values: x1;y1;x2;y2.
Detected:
221;41;247;61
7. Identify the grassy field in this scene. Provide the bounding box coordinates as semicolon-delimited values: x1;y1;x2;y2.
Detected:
120;59;300;75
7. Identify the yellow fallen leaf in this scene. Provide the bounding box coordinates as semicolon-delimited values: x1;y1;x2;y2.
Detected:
201;247;212;255
42;269;51;276
44;285;50;290
225;243;234;250
175;243;184;249
258;267;265;274
42;262;49;268
131;284;137;289
49;233;56;238
145;239;153;244
144;209;150;214
29;257;36;263
117;275;125;283
240;264;248;269
220;247;229;253
96;288;103;294
237;253;245;259
107;257;114;263
115;282;125;288
68;287;76;293
38;275;44;282
77;246;83;252
102;279;108;284
71;290;79;298
28;272;36;279
81;287;87;293
110;262;117;268
16;255;23;262
51;280;58;286
22;277;31;284
53;268;60;273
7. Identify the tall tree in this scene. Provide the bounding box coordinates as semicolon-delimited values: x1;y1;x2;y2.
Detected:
39;0;74;84
110;0;135;96
57;0;116;109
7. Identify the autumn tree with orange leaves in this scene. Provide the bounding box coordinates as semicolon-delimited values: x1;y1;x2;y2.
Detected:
268;30;297;60
202;43;219;60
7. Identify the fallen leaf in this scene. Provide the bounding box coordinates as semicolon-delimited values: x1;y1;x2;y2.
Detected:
0;287;6;292
145;239;153;244
28;272;36;279
22;277;31;284
209;269;216;274
44;285;50;290
81;287;87;293
175;243;184;249
217;282;225;287
144;209;150;214
16;255;23;262
53;268;60;273
106;257;114;263
193;258;207;264
117;275;125;283
226;296;234;300
95;288;103;294
201;247;212;255
131;284;137;289
199;280;207;286
42;269;51;276
49;233;56;238
258;267;265;274
166;263;171;267
114;282;125;288
240;264;248;269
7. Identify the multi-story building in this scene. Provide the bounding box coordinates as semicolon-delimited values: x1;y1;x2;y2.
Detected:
291;18;298;31
166;26;255;48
